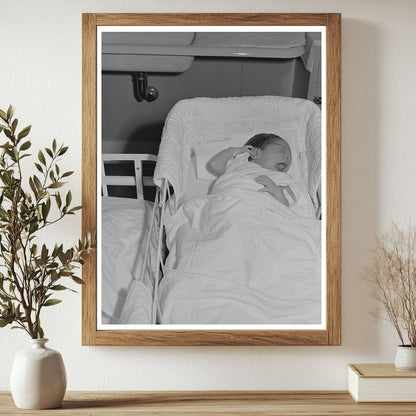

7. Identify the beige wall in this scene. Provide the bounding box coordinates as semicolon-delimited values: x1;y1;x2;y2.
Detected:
1;0;416;391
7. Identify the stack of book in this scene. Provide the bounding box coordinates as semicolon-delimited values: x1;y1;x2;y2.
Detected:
348;364;416;402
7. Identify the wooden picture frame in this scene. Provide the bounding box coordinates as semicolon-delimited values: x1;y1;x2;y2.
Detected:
82;13;341;346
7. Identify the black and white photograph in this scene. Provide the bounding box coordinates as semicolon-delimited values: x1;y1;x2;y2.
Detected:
98;28;325;329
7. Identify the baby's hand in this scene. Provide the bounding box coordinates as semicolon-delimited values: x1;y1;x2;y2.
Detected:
232;145;254;157
255;175;289;206
255;175;281;195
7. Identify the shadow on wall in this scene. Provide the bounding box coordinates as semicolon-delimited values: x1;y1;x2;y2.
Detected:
341;19;383;357
125;123;164;154
102;123;164;155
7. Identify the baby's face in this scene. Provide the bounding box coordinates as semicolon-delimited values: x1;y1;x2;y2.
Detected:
254;140;292;172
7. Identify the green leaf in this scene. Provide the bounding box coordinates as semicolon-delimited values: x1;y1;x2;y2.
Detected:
50;284;68;291
19;140;31;151
51;244;59;258
0;109;7;122
71;276;85;285
45;148;53;158
61;171;74;178
52;139;57;152
48;182;64;189
34;163;43;173
38;150;46;165
29;222;39;234
6;105;14;122
41;202;50;220
41;244;48;262
55;192;62;208
65;191;72;207
43;299;62;307
17;125;31;140
58;250;67;264
29;177;38;197
69;206;82;213
0;317;13;327
33;175;43;192
11;118;18;133
58;146;68;156
38;325;44;339
3;129;12;140
56;244;63;258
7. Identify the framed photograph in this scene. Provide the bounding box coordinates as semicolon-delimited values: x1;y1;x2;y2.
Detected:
82;13;341;346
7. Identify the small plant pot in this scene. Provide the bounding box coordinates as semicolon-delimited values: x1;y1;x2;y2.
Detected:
394;345;416;371
10;339;67;409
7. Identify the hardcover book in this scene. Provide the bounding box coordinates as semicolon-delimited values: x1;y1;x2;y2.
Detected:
348;364;416;402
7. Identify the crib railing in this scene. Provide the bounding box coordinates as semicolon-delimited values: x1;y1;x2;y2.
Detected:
151;179;165;323
145;178;173;324
102;153;157;199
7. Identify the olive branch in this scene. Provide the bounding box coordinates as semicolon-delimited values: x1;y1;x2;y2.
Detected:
0;105;95;339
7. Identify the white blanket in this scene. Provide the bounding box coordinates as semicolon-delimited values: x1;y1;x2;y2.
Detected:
158;174;321;325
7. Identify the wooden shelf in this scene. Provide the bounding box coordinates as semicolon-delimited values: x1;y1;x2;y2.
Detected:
2;391;416;415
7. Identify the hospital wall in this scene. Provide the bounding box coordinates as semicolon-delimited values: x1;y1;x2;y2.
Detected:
102;57;308;154
1;0;416;391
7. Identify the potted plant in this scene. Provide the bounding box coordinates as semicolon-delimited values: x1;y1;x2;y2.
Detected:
363;223;416;370
0;105;94;408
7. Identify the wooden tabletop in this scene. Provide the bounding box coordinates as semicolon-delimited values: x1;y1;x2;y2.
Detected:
1;391;416;415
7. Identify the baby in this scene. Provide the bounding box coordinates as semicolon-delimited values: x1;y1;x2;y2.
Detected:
208;133;297;207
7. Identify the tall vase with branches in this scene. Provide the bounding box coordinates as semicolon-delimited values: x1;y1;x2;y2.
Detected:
0;105;94;409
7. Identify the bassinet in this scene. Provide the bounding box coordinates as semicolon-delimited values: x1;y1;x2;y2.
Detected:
150;95;322;324
154;95;321;210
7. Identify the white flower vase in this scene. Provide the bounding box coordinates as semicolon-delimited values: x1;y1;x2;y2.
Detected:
10;339;67;409
394;345;416;371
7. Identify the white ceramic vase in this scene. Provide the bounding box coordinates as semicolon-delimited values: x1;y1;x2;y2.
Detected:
10;338;67;409
394;345;416;371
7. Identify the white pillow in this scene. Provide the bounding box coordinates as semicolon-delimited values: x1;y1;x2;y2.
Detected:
192;139;232;180
192;130;302;184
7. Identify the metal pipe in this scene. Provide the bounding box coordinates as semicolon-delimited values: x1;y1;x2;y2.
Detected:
131;72;159;102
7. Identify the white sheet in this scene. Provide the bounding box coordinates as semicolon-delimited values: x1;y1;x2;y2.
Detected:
214;153;315;218
158;172;321;325
101;197;154;324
